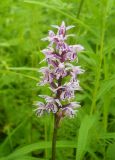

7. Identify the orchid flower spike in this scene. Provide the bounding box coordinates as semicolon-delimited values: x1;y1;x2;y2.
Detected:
35;21;84;118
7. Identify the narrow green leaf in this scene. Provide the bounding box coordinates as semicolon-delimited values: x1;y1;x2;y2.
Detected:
97;77;115;100
0;70;38;81
0;116;31;155
13;156;44;160
76;114;97;160
7;67;38;71
106;142;115;160
1;141;76;160
100;132;115;139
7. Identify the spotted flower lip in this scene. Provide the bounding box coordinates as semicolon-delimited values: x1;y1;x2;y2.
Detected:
69;44;84;53
34;101;46;116
66;63;85;80
38;67;55;85
58;102;80;118
54;63;67;79
41;47;61;62
62;107;77;118
39;95;62;107
58;81;81;100
46;103;58;113
35;21;84;118
34;101;58;116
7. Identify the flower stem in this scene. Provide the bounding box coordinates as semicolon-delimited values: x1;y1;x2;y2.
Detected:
51;114;60;160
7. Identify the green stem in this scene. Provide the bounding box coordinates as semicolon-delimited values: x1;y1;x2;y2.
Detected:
7;127;13;151
90;1;106;114
51;114;60;160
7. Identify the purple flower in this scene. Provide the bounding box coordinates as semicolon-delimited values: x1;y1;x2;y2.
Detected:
61;90;74;100
42;30;55;43
34;101;57;115
41;47;55;59
52;21;75;37
35;21;84;118
59;81;81;100
39;67;55;85
61;102;80;118
66;45;84;61
40;95;62;113
70;44;84;53
39;95;62;107
57;102;80;118
66;63;85;80
46;103;58;113
34;102;46;116
54;63;67;79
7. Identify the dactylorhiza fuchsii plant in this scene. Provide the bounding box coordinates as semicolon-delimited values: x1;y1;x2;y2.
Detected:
35;21;84;160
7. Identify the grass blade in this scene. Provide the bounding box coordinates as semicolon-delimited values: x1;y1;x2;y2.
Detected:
76;114;97;160
1;141;76;160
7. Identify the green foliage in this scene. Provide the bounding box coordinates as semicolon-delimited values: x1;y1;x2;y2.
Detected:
0;141;75;160
76;114;98;160
0;0;115;159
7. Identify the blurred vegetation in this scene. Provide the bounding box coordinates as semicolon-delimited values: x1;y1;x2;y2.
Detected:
0;0;115;160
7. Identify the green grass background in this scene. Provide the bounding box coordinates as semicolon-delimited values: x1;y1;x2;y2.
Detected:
0;0;115;159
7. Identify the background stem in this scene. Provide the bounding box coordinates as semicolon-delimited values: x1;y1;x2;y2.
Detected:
77;0;85;18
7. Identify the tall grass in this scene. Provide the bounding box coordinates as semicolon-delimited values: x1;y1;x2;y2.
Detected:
0;0;115;159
